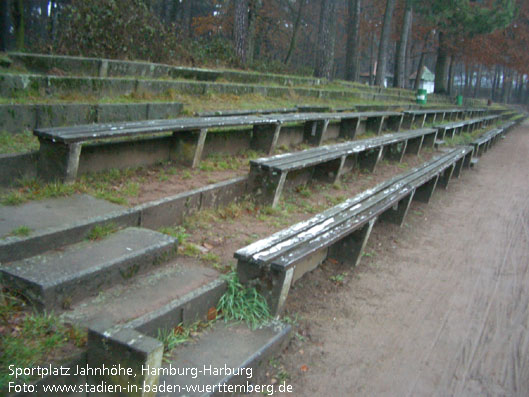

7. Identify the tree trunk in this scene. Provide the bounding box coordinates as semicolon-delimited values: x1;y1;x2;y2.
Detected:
246;0;262;64
0;0;9;52
375;0;397;86
394;0;412;88
516;73;524;103
314;0;337;79
434;32;451;94
12;0;24;50
404;21;413;89
234;0;249;64
345;0;361;81
447;56;455;96
369;32;376;85
284;0;304;65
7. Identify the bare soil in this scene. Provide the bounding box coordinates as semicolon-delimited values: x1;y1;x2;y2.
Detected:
257;121;529;396
174;149;438;273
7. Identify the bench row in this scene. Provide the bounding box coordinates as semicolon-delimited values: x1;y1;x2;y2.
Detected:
249;127;438;207
34;108;492;183
236;146;475;314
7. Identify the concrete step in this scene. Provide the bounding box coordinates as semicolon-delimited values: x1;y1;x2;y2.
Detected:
0;227;177;311
434;139;445;149
62;261;225;333
156;322;291;396
0;194;139;263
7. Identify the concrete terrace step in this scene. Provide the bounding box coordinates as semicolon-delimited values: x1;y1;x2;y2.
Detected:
156;322;291;396
0;194;139;263
62;261;224;333
0;227;177;311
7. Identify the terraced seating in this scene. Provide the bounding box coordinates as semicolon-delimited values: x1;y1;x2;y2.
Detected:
250;128;437;207
472;128;504;157
471;120;516;158
236;146;474;314
435;115;499;140
195;107;297;117
33;110;402;183
402;109;463;128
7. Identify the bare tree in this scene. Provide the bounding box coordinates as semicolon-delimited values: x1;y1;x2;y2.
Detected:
394;0;412;88
284;0;304;65
314;0;337;79
234;0;249;64
345;0;361;81
375;0;396;86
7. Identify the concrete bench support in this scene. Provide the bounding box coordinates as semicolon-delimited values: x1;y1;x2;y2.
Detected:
252;169;287;208
303;119;330;146
37;139;82;183
88;321;164;396
384;141;407;163
405;135;424;155
386;114;404;132
358;146;383;172
453;157;465;178
339;118;361;139
414;175;439;203
366;116;385;135
251;123;282;155
379;191;415;226
422;130;437;147
237;260;295;316
328;218;376;267
438;164;455;189
402;114;415;129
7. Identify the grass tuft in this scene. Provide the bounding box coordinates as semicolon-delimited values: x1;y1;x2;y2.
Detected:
217;272;271;330
86;223;117;241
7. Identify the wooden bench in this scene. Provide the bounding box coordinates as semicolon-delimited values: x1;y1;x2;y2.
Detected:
402;109;463;129
471;128;501;157
236;146;474;314
471;120;517;157
249;128;438;207
34;110;403;183
435;115;499;140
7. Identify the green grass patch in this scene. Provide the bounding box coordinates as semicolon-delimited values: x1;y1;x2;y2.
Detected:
0;291;87;390
86;223;117;241
0;130;39;154
6;225;32;238
159;225;189;244
217;272;271;330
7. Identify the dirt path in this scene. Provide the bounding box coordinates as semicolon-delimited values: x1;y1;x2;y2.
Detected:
275;121;529;396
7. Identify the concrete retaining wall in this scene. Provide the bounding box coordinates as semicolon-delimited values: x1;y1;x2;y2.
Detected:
0;73;414;104
0;102;183;133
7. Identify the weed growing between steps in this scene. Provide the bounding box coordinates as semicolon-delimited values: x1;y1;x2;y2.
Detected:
0;289;86;391
86;223;118;241
4;225;32;238
217;272;271;330
157;320;216;361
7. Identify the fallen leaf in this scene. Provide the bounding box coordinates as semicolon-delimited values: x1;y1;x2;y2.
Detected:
174;325;184;335
300;365;308;372
207;307;217;321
